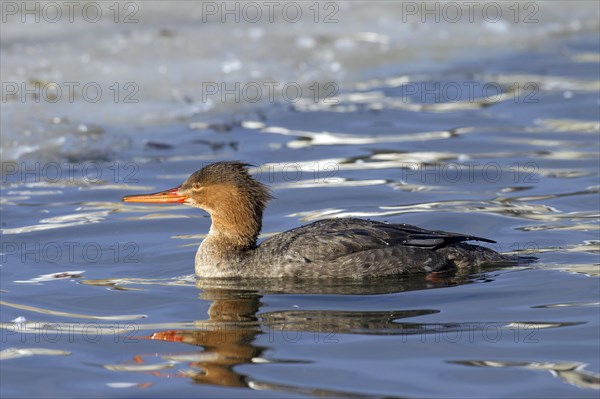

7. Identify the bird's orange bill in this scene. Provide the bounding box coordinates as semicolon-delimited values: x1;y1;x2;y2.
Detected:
122;187;188;203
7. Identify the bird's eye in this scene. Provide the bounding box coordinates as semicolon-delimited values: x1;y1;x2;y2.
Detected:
192;183;202;191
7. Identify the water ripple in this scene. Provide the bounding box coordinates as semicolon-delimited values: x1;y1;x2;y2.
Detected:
1;347;71;361
450;359;600;390
1;211;110;235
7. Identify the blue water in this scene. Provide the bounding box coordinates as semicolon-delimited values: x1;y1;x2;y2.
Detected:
1;3;599;398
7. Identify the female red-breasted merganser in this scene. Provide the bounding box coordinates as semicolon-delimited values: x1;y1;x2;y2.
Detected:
123;161;513;278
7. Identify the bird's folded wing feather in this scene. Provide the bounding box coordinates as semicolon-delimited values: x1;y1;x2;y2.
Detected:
258;218;495;264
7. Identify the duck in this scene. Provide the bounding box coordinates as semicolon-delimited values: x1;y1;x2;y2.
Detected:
122;161;514;278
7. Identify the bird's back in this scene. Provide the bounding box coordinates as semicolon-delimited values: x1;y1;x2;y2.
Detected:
247;218;509;278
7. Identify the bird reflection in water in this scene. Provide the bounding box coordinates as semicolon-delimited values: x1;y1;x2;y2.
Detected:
115;272;481;395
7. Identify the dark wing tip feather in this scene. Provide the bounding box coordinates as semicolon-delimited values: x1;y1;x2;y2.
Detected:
469;236;496;244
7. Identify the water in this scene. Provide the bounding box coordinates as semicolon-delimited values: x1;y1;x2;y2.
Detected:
1;2;599;398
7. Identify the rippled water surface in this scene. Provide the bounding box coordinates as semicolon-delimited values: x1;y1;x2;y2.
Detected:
1;2;599;398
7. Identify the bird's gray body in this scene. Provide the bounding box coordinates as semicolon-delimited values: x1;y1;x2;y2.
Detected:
195;218;508;278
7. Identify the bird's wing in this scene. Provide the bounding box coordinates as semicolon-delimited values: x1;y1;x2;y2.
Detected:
257;218;495;264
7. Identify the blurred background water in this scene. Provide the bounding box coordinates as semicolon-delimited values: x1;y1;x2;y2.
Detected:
1;1;599;398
